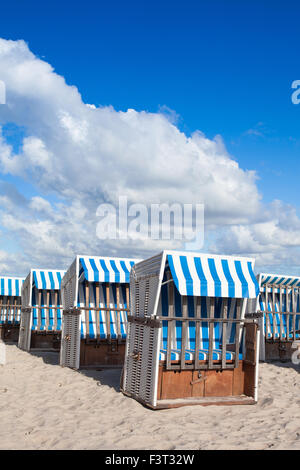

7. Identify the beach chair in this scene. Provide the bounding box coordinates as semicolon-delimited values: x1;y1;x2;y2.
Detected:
121;250;261;409
257;273;300;361
18;269;66;351
60;255;140;369
0;276;24;342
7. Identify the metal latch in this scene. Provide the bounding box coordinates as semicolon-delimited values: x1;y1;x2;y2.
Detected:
190;371;207;385
245;311;263;319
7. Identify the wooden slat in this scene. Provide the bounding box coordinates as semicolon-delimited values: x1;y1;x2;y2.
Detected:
235;299;241;369
286;287;290;341
72;306;130;313
45;291;49;331
6;296;10;323
0;297;3;322
222;299;228;369
167;273;174;370
3;296;6;322
125;285;130;312
208;297;214;369
116;283;121;340
4;296;7;322
106;284;111;341
85;282;90;338
13;297;17;324
279;285;283;341
125;284;130;334
37;290;42;330
53;291;58;331
265;285;270;340
272;286;276;340
296;288;299;324
11;297;14;324
156;316;251;323
292;287;296;341
95;283;100;340
195;296;201;370
5;297;10;322
9;296;12;323
47;293;52;331
180;295;188;370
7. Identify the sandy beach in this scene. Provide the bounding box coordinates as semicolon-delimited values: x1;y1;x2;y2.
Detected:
0;344;299;450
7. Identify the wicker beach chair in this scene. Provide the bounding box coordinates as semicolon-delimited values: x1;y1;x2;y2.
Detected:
18;269;66;351
0;276;24;342
121;250;261;409
257;273;300;361
60;255;141;369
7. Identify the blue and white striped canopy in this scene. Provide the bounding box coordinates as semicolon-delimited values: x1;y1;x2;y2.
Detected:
259;273;300;288
0;277;24;296
79;256;140;284
167;252;259;299
32;270;66;290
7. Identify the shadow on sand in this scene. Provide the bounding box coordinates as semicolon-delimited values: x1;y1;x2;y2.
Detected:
77;367;123;393
30;348;123;392
30;349;60;365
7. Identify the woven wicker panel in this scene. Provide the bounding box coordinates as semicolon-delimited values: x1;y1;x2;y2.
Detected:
61;258;77;310
123;321;160;406
18;309;32;351
60;311;81;369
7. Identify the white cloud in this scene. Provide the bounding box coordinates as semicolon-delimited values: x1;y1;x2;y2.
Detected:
211;201;300;274
0;38;298;276
0;39;261;219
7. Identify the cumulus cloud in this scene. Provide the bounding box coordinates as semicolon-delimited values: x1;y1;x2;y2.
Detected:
211;201;300;274
0;38;298;275
0;39;261;217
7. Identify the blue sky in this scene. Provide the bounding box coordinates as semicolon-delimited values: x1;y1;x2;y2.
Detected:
0;1;300;275
1;0;300;204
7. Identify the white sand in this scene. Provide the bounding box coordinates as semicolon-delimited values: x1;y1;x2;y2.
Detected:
0;344;299;450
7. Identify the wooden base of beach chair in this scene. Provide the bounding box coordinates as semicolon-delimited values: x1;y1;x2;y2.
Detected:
265;341;294;362
30;331;61;351
122;360;257;409
0;324;20;343
79;339;126;368
156;360;255;404
148;395;256;409
145;360;255;409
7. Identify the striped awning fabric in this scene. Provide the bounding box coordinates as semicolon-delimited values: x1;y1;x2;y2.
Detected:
78;282;129;339
32;270;66;290
167;252;259;299
260;273;300;288
79;256;141;283
0;277;25;296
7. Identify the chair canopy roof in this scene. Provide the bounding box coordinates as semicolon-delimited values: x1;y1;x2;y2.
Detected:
31;269;66;290
78;255;141;284
166;251;259;299
258;272;300;290
0;276;25;296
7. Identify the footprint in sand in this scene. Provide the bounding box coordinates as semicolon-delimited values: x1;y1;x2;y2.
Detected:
259;397;274;408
